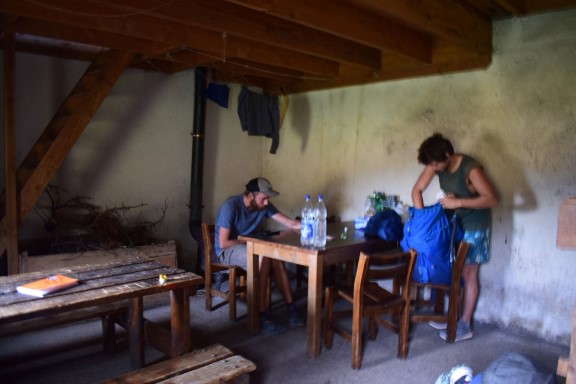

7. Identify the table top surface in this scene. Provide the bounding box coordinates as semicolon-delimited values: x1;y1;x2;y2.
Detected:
0;258;203;323
239;221;398;254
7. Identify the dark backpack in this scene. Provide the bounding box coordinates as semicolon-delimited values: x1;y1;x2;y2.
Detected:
363;210;404;241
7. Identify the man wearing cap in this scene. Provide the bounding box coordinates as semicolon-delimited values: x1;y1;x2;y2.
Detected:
215;177;304;334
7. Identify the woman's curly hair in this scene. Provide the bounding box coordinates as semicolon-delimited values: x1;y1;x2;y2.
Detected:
417;133;454;165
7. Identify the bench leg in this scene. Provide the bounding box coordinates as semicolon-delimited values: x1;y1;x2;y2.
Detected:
170;287;191;355
101;315;117;353
128;297;145;368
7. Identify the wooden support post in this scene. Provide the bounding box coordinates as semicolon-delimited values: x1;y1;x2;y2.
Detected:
569;306;576;384
558;305;576;383
3;31;19;275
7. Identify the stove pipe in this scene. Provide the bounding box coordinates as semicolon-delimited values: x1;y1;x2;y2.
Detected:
189;67;207;254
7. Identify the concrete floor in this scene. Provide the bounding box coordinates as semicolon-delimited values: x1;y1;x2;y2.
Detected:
0;289;569;384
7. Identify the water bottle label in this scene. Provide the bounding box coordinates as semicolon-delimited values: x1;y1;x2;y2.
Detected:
301;222;313;239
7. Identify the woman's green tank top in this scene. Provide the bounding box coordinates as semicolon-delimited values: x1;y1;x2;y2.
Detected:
437;155;491;231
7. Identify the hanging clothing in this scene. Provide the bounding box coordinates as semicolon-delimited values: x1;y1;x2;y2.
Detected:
206;82;230;108
237;86;280;154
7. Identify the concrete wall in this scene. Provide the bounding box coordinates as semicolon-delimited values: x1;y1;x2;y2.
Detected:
264;10;576;344
2;9;575;343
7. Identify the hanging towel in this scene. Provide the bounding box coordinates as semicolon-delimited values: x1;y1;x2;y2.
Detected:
237;86;280;154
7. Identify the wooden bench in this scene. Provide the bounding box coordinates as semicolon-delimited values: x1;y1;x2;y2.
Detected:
0;301;129;353
3;241;180;353
102;344;257;384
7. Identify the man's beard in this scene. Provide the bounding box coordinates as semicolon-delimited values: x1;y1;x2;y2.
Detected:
249;199;264;211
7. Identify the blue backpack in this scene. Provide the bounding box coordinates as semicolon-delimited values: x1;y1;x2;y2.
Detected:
400;203;463;284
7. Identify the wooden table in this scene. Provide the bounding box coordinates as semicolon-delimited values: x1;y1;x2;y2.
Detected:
239;221;397;358
0;258;203;368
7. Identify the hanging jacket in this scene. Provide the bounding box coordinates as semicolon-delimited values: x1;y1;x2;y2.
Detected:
237;86;280;154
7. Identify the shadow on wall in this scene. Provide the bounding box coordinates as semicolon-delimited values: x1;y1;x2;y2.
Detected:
476;132;537;318
290;96;311;153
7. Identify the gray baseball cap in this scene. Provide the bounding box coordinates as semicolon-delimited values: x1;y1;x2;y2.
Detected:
245;177;279;197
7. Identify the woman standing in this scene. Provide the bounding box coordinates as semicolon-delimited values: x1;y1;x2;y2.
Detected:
411;133;499;342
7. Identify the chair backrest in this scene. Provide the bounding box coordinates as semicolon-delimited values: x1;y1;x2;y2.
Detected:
451;241;469;285
201;223;216;273
355;250;417;300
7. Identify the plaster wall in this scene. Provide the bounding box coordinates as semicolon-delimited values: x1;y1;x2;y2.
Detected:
2;9;575;343
263;10;576;343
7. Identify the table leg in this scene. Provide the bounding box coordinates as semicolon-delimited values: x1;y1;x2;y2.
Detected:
247;241;260;333
128;296;144;368
307;254;323;358
170;287;191;355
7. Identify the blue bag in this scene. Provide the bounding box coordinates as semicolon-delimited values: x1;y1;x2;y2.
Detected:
400;203;463;284
363;210;403;241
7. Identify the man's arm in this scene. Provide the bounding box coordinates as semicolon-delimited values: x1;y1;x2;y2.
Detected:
411;165;436;209
218;226;245;251
271;212;301;230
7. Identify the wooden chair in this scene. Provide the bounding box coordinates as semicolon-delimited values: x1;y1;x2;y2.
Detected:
324;249;417;370
410;241;470;343
201;223;247;322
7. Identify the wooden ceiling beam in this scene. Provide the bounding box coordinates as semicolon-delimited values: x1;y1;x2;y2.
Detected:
135;39;339;79
347;0;492;55
12;18;170;56
0;0;339;79
11;0;380;68
475;0;526;15
93;0;382;70
280;53;491;94
224;0;433;63
524;0;576;13
213;59;331;83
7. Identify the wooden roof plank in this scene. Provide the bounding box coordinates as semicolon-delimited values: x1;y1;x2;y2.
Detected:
347;0;492;55
225;0;433;63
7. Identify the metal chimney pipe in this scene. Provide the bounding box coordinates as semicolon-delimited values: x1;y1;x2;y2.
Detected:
189;67;207;271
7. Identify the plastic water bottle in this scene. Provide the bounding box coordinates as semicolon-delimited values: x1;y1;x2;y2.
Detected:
313;194;327;248
300;194;314;246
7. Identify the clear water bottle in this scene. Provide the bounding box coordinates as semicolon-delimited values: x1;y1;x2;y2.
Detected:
313;194;327;248
300;194;314;246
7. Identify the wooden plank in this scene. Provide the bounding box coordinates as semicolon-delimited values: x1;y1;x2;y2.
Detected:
344;0;491;54
157;355;256;384
559;357;569;377
20;241;178;272
0;262;202;322
101;344;234;384
560;305;576;383
0;0;364;75
569;305;576;384
225;0;433;62
557;197;576;250
0;300;128;337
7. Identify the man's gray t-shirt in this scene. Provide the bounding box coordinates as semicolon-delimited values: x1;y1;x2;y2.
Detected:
214;194;278;256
